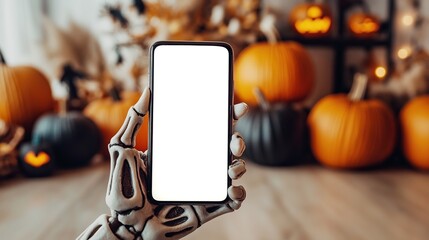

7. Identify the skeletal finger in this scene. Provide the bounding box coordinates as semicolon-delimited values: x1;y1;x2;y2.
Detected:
228;185;246;202
139;150;148;160
228;159;246;180
110;87;150;147
233;102;248;121
228;200;242;210
134;87;150;115
230;132;245;157
139;150;148;169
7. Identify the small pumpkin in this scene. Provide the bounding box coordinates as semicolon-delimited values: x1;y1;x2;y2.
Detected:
400;96;429;170
0;49;54;132
18;143;55;177
289;3;332;37
234;41;314;106
348;13;380;37
234;89;307;166
308;74;396;168
32;102;101;168
84;89;149;155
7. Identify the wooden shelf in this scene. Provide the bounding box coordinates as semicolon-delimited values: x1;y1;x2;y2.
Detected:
279;0;396;93
280;35;390;47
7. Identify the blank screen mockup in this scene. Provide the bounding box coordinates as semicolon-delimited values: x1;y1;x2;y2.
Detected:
150;44;231;202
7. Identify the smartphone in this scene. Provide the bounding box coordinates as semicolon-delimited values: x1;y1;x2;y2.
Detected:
148;41;233;204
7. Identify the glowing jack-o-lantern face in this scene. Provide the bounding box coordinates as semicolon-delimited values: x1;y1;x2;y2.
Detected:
290;4;332;37
348;13;380;37
18;143;55;177
25;151;50;167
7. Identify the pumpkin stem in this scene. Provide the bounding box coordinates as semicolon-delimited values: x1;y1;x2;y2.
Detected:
110;86;122;102
259;13;280;44
59;99;68;116
0;49;6;65
254;88;271;110
348;73;368;101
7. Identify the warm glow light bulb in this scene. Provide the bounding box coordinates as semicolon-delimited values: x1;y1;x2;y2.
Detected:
375;66;387;79
402;14;415;26
397;46;412;59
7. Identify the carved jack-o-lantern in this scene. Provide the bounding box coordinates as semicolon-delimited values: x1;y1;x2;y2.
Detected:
289;3;332;37
18;143;55;177
348;13;380;37
32;112;101;168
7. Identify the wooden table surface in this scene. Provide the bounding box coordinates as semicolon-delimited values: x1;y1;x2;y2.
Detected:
1;161;428;240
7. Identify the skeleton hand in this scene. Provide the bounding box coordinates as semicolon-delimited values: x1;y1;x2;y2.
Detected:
78;87;248;240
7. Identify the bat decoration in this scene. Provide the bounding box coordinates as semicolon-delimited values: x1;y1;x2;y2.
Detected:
60;64;86;100
115;46;124;66
104;4;129;28
133;0;146;15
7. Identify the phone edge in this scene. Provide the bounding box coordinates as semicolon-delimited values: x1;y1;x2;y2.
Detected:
147;40;234;205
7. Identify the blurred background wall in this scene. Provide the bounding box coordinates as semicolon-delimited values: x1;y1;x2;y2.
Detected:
1;0;429;103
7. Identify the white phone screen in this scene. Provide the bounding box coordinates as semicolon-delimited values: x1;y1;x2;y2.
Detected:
149;42;232;203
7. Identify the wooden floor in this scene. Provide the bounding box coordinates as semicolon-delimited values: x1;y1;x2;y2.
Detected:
1;161;428;240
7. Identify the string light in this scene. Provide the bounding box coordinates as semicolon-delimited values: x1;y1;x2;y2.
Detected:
401;14;415;26
375;66;387;79
397;46;412;59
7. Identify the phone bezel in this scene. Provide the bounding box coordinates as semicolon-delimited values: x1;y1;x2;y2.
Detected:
147;41;234;205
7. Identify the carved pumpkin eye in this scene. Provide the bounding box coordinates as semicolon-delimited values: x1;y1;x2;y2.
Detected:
307;6;322;18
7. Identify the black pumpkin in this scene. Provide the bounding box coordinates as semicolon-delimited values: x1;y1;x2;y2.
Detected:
234;89;307;166
32;112;101;168
18;142;55;177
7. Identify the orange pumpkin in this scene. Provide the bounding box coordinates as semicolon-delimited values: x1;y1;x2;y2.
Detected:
289;3;332;37
348;13;380;37
84;90;148;156
308;74;396;168
400;96;429;170
234;41;314;106
0;50;54;131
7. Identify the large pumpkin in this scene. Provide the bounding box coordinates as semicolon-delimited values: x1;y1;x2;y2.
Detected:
32;111;101;168
235;89;307;166
234;41;314;106
289;3;332;37
308;74;396;168
400;96;429;170
84;90;149;155
0;49;54;131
